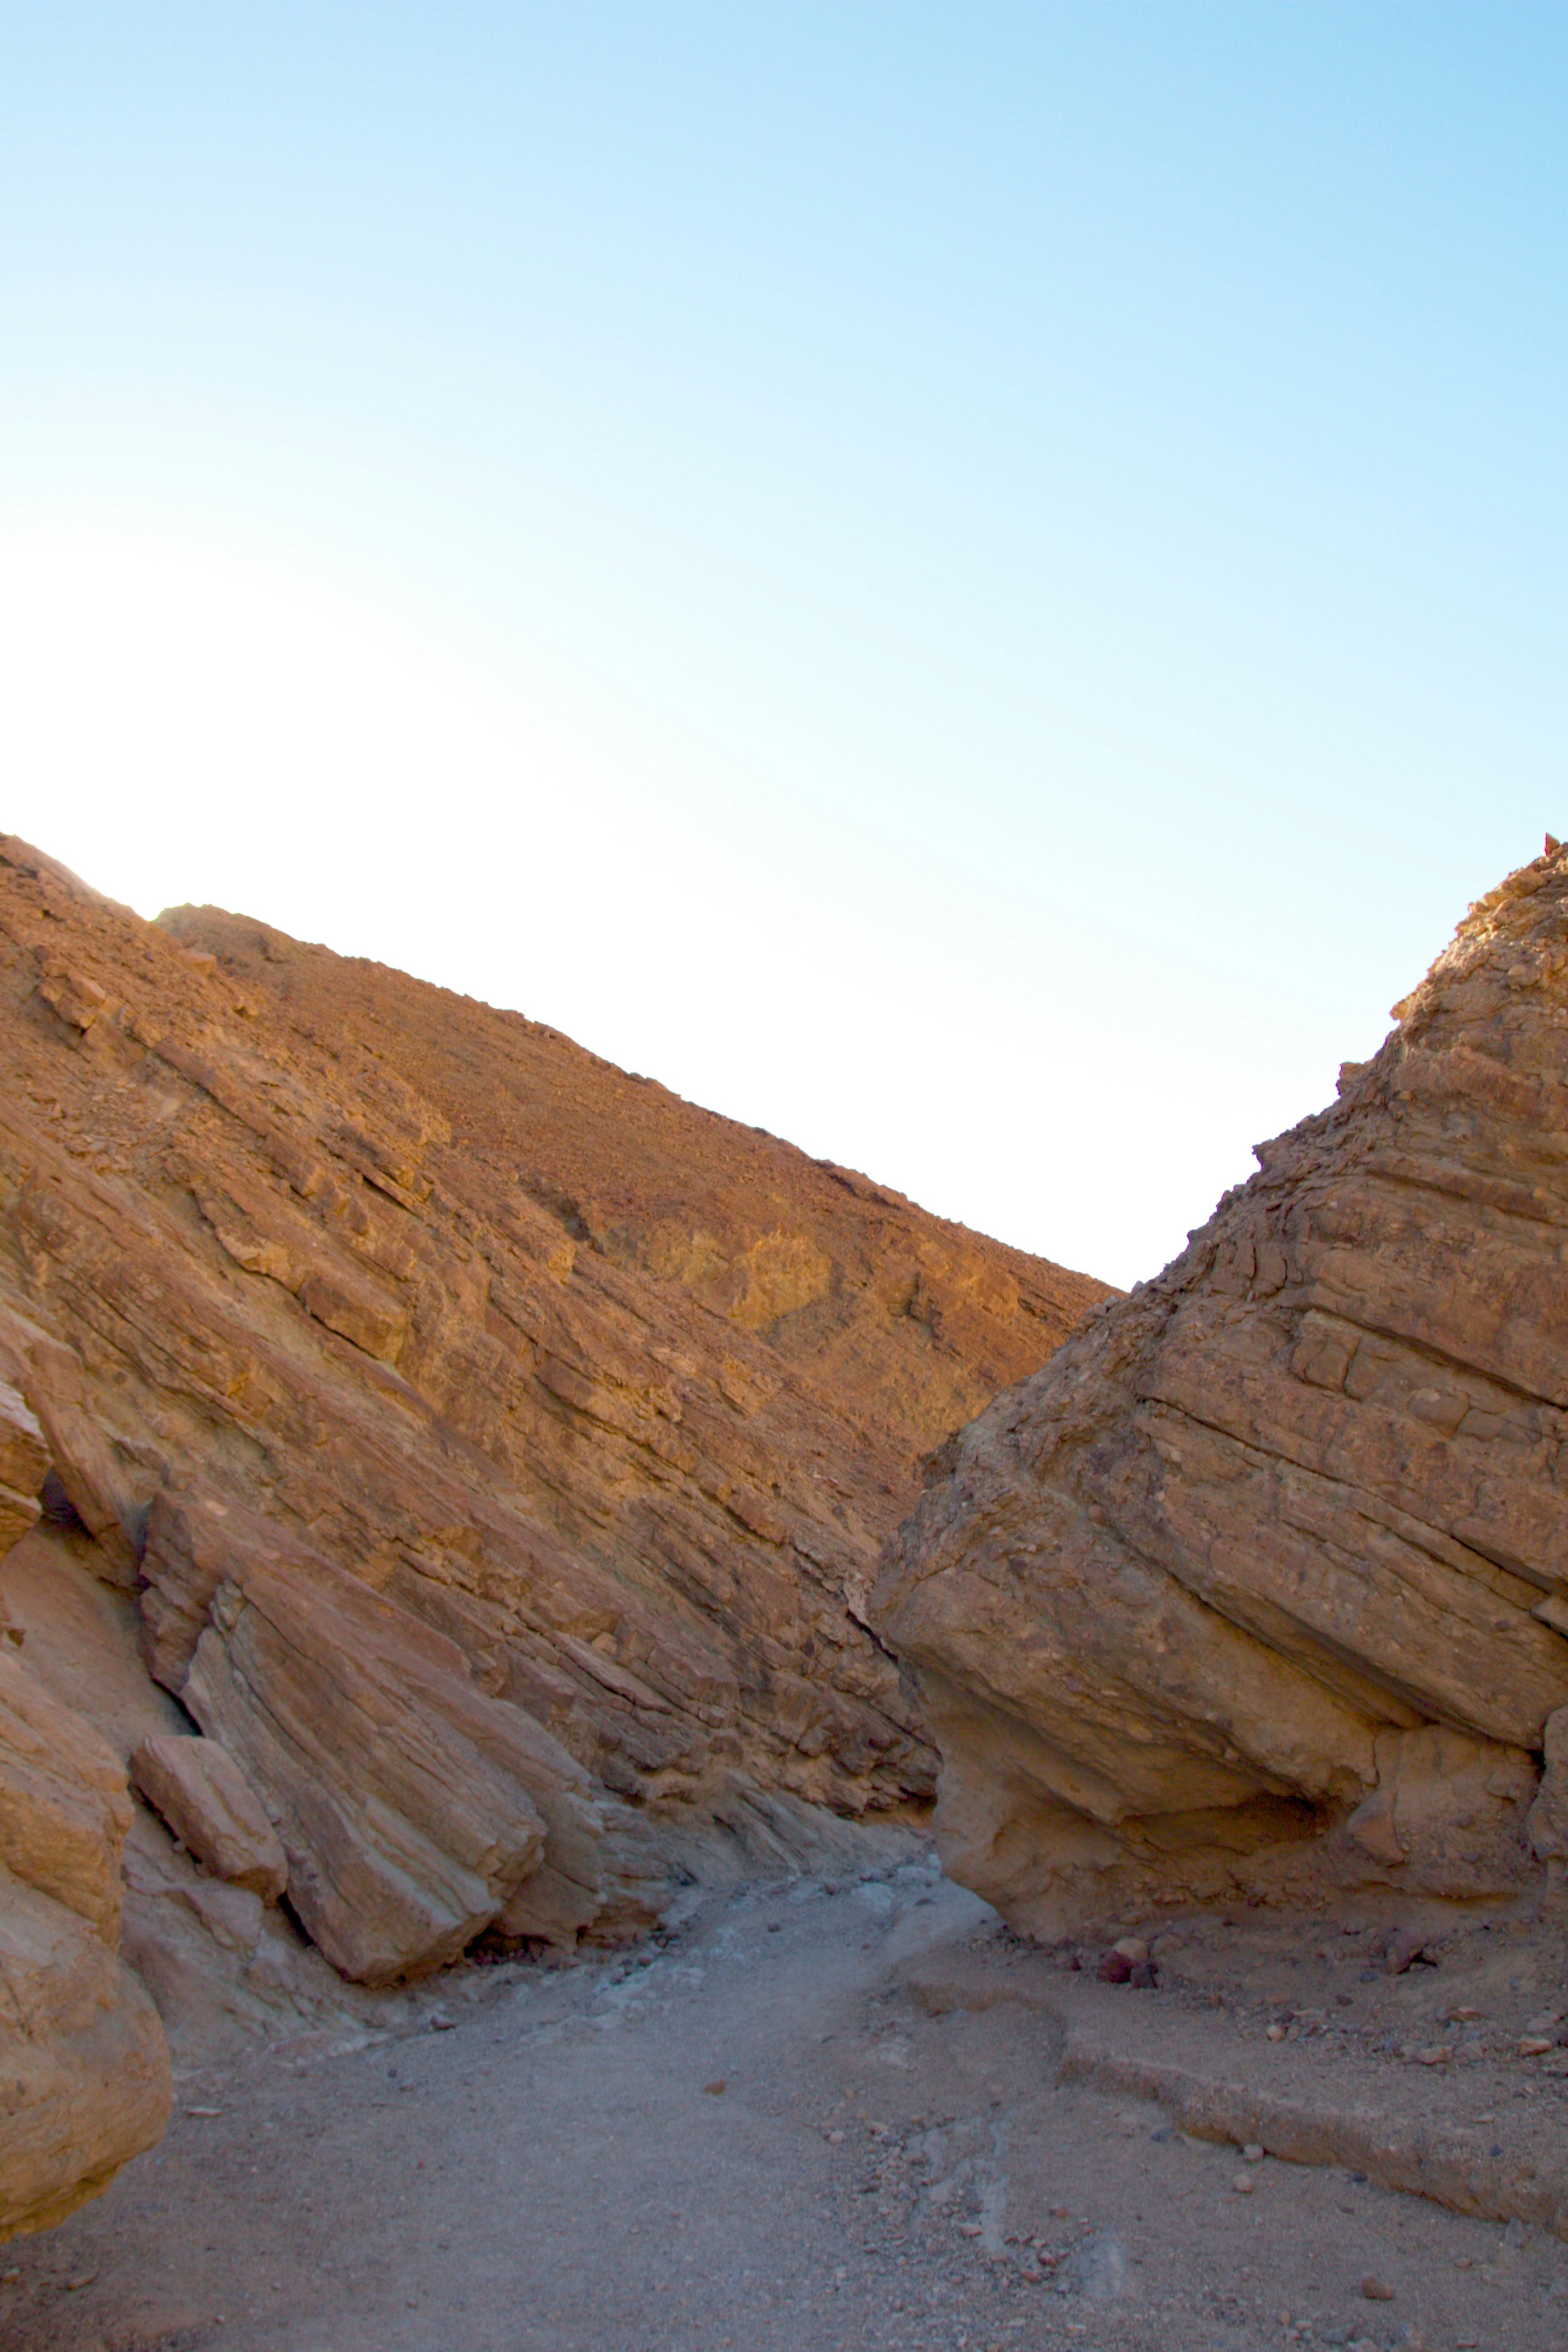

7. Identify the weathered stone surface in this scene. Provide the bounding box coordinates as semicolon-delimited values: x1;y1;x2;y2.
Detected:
130;1734;288;1903
0;1377;48;1560
0;1649;171;2239
0;1861;171;2242
876;843;1568;1934
0;832;1105;1986
139;1489;668;1978
0;1649;131;1940
1528;1705;1568;1867
0;1303;141;1583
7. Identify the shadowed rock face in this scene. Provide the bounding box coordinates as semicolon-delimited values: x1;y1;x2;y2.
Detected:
0;835;1106;1985
875;845;1568;1936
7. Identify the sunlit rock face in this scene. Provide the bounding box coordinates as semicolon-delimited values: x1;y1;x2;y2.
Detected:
875;844;1568;1936
0;833;1108;1992
0;1379;170;2244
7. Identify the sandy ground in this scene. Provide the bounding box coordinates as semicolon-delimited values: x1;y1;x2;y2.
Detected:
4;1862;1568;2352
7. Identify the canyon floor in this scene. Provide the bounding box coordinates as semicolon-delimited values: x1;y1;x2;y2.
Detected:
6;1867;1567;2352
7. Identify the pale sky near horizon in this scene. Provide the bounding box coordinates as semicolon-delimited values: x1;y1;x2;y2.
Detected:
1;5;1563;1288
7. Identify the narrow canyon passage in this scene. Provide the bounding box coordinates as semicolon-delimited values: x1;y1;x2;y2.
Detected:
6;1869;1563;2352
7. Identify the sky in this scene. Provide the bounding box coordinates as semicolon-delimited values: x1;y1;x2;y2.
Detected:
1;4;1563;1288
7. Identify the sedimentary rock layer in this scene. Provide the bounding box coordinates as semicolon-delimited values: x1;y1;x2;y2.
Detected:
875;843;1568;1935
0;835;1105;1981
0;1380;171;2239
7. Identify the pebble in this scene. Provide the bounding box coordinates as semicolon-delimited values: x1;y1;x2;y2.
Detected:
702;2078;726;2095
1231;2173;1255;2195
1360;2274;1396;2300
1266;2023;1287;2042
1242;2143;1265;2163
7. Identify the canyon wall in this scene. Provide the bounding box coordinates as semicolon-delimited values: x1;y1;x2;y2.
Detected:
875;844;1568;1937
0;832;1105;2228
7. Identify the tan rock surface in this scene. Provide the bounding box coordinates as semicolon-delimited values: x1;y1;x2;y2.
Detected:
0;1859;171;2243
0;833;1107;1988
875;842;1568;1934
0;1647;171;2240
130;1734;288;1904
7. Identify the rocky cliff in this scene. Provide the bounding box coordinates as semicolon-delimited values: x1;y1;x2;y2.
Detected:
875;843;1568;1937
0;831;1105;2231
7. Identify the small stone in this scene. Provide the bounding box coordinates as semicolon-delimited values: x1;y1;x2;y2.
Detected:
64;2274;97;2292
1231;2172;1255;2194
1111;1936;1149;1964
1360;2274;1396;2300
1385;1929;1425;1976
1519;2035;1554;2056
702;2078;726;2095
1266;2022;1287;2042
1096;1948;1134;1984
825;2128;846;2143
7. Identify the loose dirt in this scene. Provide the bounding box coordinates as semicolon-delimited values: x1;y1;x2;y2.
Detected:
4;1866;1566;2352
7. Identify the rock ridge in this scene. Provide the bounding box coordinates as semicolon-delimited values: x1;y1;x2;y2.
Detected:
874;840;1568;1935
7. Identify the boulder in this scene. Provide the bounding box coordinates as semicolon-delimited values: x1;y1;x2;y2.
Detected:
0;1864;171;2242
0;1652;170;2240
130;1734;288;1903
875;843;1568;1935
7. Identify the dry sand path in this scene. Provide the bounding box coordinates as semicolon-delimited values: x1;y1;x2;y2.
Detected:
5;1864;1566;2352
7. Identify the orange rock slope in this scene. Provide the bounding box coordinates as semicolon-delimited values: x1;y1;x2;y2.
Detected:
875;844;1568;1937
0;835;1107;1985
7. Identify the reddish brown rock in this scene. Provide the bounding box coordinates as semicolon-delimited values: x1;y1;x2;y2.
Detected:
875;844;1568;1935
129;1734;288;1904
0;831;1107;1983
0;1649;170;2241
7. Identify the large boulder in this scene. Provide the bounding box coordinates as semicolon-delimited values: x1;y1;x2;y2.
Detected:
875;844;1568;1935
0;1652;170;2241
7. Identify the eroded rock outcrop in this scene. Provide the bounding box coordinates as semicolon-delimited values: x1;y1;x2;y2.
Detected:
0;1377;170;2239
875;842;1568;1936
0;835;1105;2004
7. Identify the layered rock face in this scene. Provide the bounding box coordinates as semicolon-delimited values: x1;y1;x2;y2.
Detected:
875;844;1568;1936
0;836;1105;1998
0;1386;170;2242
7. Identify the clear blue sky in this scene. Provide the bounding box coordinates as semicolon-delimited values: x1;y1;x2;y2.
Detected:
2;4;1562;1285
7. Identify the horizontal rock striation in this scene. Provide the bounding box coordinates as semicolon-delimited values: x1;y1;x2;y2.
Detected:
875;843;1568;1935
